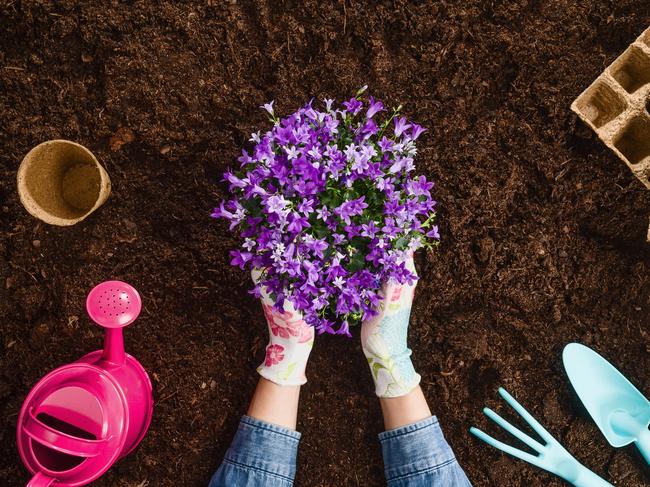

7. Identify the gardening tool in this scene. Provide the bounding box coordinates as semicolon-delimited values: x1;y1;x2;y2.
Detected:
470;388;613;487
16;281;153;487
17;140;111;226
563;343;650;464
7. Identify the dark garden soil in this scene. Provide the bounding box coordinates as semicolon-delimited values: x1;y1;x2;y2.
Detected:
1;1;650;486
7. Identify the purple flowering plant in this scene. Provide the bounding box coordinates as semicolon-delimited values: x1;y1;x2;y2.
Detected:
212;87;439;336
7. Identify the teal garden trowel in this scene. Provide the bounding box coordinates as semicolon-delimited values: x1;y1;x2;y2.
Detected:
563;343;650;464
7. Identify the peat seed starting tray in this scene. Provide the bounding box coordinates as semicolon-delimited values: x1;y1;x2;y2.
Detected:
572;27;650;189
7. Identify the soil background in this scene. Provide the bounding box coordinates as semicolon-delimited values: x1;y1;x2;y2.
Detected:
1;1;650;486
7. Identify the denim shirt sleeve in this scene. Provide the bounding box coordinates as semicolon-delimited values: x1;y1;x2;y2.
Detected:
379;416;473;487
209;415;300;487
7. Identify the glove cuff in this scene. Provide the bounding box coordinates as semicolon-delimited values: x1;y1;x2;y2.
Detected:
257;360;308;386
366;347;421;398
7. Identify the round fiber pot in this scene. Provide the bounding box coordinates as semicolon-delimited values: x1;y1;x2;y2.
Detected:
17;140;111;226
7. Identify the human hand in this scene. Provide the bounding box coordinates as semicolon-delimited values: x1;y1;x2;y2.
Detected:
252;269;315;386
361;256;421;397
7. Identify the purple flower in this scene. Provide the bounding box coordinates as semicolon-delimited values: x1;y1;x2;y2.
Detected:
336;320;352;337
316;205;331;222
344;224;361;238
360;119;379;139
287;213;310;233
211;202;243;230
224;170;248;189
366;96;384;118
212;91;439;336
266;195;289;215
388;156;414;174
361;221;379;238
307;238;328;259
285;146;300;160
332;233;346;245
426;226;440;239
298;198;315;215
230;250;252;269
334;196;368;225
378;136;394;152
343;97;363;115
394;116;411;138
410;123;427;140
261;100;274;116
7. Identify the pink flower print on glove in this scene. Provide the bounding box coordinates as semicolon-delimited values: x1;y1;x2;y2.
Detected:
264;344;285;366
253;269;315;386
262;304;313;343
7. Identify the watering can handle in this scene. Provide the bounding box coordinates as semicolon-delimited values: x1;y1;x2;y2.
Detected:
23;408;110;458
26;472;55;487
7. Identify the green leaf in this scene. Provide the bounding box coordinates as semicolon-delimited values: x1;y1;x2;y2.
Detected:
394;236;408;250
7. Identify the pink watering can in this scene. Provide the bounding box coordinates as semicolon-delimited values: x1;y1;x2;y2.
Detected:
17;281;154;486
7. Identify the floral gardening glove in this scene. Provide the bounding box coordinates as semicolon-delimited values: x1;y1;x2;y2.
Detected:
361;256;421;397
252;270;315;386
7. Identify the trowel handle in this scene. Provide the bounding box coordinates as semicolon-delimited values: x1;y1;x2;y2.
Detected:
635;427;650;465
26;472;54;487
572;465;614;487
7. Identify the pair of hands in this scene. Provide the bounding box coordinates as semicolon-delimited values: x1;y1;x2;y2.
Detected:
254;257;421;398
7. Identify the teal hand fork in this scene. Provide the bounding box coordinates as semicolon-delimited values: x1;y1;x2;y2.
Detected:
470;388;613;487
563;343;650;464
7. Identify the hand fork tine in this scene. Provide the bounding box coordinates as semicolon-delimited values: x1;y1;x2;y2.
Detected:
498;387;556;445
470;388;614;487
482;407;545;453
469;426;541;466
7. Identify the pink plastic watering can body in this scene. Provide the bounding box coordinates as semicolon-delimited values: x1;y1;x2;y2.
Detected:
16;281;153;487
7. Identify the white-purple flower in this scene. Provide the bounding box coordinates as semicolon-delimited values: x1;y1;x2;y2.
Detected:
261;100;275;116
266;194;289;215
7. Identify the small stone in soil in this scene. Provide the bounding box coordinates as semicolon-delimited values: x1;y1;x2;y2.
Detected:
123;219;137;230
30;323;50;348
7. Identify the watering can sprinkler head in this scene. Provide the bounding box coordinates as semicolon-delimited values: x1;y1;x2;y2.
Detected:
86;281;142;365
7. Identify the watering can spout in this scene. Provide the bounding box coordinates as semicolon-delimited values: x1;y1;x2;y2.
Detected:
102;327;126;365
27;472;54;487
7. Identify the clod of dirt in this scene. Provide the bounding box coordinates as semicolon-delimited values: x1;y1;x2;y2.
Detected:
14;286;47;322
0;379;11;401
29;323;50;349
474;237;495;263
543;391;568;427
109;127;136;152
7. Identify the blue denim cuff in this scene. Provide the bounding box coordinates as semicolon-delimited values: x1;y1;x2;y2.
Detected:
223;415;301;481
379;416;458;482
